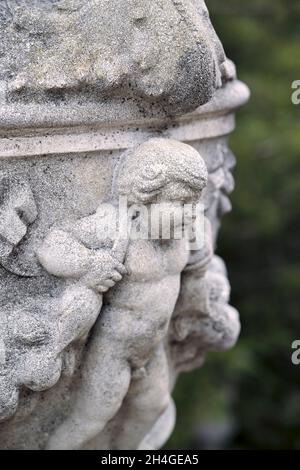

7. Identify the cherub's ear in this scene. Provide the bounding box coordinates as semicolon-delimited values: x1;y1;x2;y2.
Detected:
138;164;166;200
142;163;164;181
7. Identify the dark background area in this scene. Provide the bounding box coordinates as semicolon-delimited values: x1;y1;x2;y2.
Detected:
168;0;300;449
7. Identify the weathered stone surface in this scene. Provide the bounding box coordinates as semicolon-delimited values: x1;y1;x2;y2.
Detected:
0;0;249;450
1;0;226;114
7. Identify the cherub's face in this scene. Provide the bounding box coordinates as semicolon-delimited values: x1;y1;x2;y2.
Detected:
149;189;201;241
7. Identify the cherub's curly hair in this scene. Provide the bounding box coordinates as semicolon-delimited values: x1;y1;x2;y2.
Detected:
117;138;207;204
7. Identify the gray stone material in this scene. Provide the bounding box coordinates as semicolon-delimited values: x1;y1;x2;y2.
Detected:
0;0;249;449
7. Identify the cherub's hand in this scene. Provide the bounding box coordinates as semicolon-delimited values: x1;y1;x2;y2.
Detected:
81;251;127;293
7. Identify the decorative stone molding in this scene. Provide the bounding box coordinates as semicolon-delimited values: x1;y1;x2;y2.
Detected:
0;0;249;450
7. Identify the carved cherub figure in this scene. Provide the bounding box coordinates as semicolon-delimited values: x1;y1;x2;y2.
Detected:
39;138;212;450
169;255;241;373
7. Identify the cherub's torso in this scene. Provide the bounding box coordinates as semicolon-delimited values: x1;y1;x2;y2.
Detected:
101;237;190;362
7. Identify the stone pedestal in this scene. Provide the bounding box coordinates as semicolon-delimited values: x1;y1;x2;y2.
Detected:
0;0;249;450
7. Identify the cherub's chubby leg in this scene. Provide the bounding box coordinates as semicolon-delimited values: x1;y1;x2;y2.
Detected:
47;329;131;450
110;344;171;450
138;399;176;450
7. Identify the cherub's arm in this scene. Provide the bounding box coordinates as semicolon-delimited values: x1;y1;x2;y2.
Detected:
184;216;214;276
38;229;95;279
37;228;126;292
60;204;117;251
170;217;214;340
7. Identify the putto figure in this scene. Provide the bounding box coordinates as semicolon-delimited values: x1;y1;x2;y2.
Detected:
169;255;240;373
37;138;213;450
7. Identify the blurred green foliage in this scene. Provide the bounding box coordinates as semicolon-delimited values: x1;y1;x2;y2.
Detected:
168;0;300;449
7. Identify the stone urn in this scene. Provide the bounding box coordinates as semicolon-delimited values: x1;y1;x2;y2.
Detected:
0;0;249;450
